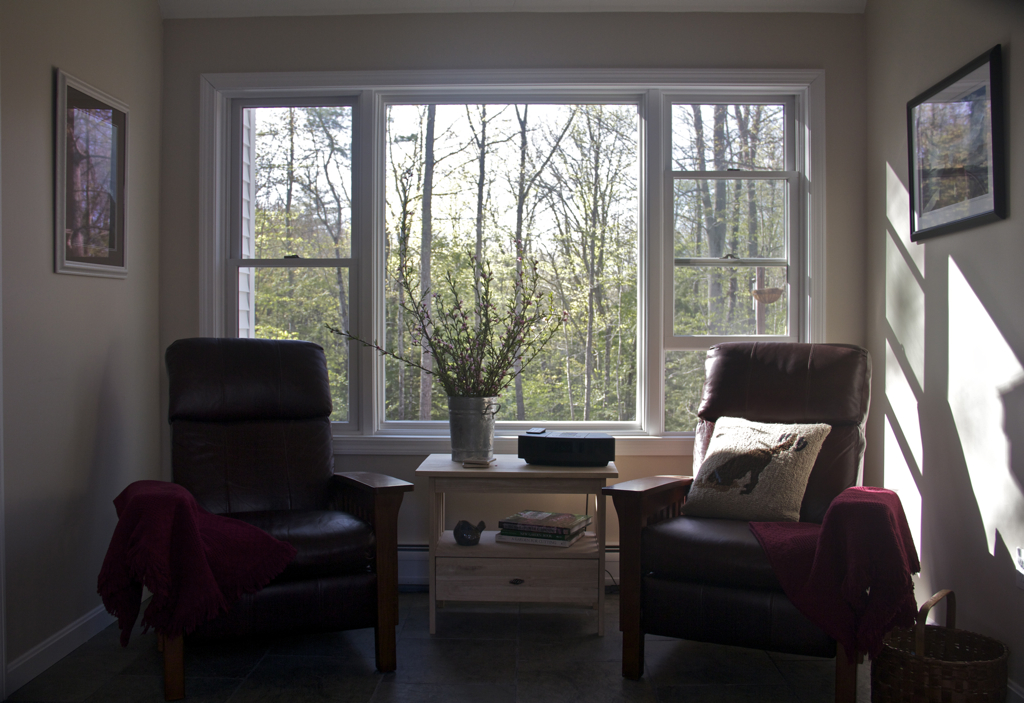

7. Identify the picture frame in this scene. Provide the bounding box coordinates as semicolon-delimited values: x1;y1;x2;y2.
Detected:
907;44;1005;243
55;70;129;278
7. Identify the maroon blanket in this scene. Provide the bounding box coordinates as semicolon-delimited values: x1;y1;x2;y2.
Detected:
750;487;920;662
97;480;296;646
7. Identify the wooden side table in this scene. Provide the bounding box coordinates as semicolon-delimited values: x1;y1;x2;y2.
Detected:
415;453;618;635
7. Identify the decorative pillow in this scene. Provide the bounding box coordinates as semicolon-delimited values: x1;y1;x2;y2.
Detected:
683;416;831;522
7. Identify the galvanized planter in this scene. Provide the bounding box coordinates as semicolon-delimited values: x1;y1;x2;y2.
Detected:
448;396;501;462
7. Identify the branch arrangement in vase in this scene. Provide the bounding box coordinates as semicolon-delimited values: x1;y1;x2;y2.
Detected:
329;245;566;398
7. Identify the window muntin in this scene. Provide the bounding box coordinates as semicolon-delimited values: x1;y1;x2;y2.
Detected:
383;102;639;424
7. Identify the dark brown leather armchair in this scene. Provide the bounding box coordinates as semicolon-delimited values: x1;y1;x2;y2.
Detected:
605;342;871;702
164;338;412;688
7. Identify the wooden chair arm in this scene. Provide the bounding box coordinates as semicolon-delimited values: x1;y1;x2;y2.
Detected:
327;471;412;673
332;471;414;495
328;472;413;528
602;475;692;680
602;475;693;528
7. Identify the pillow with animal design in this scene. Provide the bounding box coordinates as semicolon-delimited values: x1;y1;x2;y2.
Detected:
683;417;831;522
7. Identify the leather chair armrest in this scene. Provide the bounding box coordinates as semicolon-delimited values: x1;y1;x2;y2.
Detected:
602;475;692;680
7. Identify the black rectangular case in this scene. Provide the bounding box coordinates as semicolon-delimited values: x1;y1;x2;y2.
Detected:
517;431;615;467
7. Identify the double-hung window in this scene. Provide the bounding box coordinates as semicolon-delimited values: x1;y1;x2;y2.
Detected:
231;98;356;424
204;71;824;451
663;97;804;432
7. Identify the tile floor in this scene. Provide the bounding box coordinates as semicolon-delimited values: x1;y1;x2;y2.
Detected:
7;591;871;702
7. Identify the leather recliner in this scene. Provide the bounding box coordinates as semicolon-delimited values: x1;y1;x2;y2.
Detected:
605;342;871;703
165;337;412;673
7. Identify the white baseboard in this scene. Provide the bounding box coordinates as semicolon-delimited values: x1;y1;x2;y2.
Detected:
397;546;621;587
5;604;114;696
398;549;428;586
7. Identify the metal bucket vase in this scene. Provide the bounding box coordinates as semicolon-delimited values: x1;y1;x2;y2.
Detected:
448;396;501;462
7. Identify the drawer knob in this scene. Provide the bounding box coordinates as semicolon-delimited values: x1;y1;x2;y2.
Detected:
509;578;525;585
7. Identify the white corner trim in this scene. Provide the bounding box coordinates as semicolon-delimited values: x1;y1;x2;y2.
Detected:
805;70;827;343
199;76;230;337
0;47;6;701
5;604;114;696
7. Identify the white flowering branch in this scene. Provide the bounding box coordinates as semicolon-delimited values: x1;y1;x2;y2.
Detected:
329;242;565;398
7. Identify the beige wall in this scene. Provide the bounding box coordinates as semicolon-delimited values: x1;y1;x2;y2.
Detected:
0;0;163;664
864;0;1024;688
160;11;867;545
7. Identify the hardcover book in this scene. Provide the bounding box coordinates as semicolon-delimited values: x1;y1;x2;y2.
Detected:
498;528;582;541
497;510;592;535
495;531;584;548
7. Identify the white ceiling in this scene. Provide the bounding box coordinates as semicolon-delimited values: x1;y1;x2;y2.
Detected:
159;0;866;19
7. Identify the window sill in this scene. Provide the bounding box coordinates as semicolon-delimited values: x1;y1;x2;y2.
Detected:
331;433;694;457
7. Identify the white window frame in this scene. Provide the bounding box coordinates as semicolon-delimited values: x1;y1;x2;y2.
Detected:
198;69;826;456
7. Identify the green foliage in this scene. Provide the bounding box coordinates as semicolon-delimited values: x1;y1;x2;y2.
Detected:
332;250;565;398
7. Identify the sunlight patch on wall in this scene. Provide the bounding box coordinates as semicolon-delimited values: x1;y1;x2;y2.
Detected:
886;162;924;276
886;338;923;470
886;230;925;389
948;259;1024;556
884;415;923;558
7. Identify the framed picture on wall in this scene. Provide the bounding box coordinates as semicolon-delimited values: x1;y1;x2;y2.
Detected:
55;69;129;278
908;44;1005;243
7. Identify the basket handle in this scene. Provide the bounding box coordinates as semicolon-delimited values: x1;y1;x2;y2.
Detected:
914;590;956;656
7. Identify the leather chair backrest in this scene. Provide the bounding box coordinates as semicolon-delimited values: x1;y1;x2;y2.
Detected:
693;342;871;523
166;337;335;514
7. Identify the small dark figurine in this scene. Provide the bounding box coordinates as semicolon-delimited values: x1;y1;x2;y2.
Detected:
453;520;485;546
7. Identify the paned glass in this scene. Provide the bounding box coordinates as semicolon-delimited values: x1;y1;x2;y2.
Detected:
383;103;639;423
673;179;787;259
673;265;788;337
246;106;353;259
664;350;709;433
239;266;349;421
671;103;785;172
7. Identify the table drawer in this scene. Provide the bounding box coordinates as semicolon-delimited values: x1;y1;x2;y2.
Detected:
435;557;598;603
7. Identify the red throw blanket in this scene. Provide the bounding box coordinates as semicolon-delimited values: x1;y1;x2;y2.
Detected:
97;480;296;646
750;487;920;662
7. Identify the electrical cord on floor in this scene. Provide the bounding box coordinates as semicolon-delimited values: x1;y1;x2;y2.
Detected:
605;569;619;594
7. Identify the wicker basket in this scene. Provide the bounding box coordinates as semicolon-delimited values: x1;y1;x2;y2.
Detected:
872;590;1008;702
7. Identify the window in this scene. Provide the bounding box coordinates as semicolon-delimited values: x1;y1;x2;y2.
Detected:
232;101;355;422
202;71;825;452
664;99;802;432
382;103;638;424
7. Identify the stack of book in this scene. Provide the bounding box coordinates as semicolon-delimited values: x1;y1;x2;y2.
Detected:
495;510;592;547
